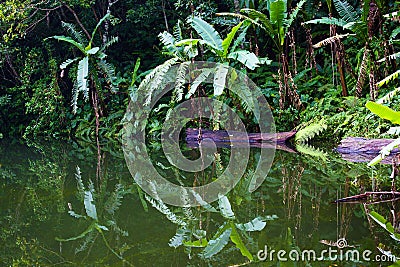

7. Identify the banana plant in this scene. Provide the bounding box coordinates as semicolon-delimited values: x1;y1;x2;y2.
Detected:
45;13;118;114
158;17;267;70
217;0;306;109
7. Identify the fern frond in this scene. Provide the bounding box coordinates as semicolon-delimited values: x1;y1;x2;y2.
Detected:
71;81;79;114
174;62;190;102
333;0;358;23
312;34;355;48
356;48;369;97
169;228;189;248
104;184;124;215
377;87;400;104
295;120;327;143
295;143;328;161
376;70;400;88
61;21;85;43
187;68;213;98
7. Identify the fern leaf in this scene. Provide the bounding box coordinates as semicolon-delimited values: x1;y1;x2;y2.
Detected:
138;57;179;106
312;33;355;48
333;0;358;23
102;36;119;51
188;16;223;52
213;64;229;96
295;121;327;143
377;52;400;63
98;60;117;92
376;70;400;88
187;68;213;98
296;143;328;160
169;228;189;248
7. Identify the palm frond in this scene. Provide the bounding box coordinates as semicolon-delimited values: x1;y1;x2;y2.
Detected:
312;33;355;48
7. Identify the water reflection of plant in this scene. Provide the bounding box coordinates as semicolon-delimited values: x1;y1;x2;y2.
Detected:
56;166;133;266
143;181;277;263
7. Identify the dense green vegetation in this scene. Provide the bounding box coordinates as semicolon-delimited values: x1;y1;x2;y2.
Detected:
0;0;399;141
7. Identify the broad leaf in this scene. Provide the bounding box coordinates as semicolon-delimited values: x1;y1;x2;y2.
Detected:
218;194;235;219
46;36;85;53
230;222;253;261
84;190;98;220
369;211;400;241
188;16;223;51
183;239;208;247
86;47;99;55
236;217;268;231
222;20;245;56
213;64;229;96
366;101;400;124
198;228;232;258
77;57;89;101
228;50;260;70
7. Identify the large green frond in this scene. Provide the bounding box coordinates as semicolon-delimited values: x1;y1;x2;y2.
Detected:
333;0;358;23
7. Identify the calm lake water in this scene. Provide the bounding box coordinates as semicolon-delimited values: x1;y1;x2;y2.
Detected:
0;138;399;266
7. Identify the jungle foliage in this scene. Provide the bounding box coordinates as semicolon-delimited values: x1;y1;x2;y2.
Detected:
0;0;399;142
